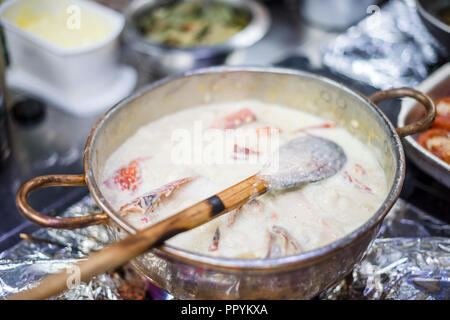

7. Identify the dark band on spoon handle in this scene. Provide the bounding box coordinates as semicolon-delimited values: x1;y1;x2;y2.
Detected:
206;175;267;217
207;195;226;215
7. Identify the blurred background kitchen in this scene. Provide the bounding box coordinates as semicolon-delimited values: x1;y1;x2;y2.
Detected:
0;0;449;299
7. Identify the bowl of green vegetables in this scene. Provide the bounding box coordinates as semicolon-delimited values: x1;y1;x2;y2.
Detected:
123;0;270;75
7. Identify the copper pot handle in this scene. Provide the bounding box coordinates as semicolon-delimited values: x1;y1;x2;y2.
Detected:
16;174;109;229
369;88;436;138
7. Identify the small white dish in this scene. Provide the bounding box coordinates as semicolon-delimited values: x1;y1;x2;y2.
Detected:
0;0;134;116
7;64;138;117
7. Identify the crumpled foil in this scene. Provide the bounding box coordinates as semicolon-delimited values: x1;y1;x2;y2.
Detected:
320;200;450;300
322;0;448;89
321;237;450;300
0;196;169;300
0;196;449;300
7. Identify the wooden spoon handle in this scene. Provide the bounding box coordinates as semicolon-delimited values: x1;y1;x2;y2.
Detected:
9;175;267;300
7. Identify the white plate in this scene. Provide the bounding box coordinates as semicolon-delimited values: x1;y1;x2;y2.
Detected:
398;63;450;188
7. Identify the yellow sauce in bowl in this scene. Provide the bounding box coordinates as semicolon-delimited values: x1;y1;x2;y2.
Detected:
5;0;115;49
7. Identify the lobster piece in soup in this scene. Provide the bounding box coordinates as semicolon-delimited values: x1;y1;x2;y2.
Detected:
100;100;388;259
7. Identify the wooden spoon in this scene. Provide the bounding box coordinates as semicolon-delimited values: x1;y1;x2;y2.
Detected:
9;136;346;300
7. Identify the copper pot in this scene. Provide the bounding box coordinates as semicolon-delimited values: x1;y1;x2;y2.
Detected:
15;67;435;299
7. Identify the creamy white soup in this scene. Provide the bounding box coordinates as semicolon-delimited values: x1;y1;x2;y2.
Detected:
101;100;388;259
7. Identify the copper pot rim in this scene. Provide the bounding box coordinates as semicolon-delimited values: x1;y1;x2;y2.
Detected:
82;66;406;271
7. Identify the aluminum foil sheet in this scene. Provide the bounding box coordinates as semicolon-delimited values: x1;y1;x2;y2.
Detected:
0;196;170;300
319;200;450;300
0;197;448;300
321;237;450;300
322;0;448;89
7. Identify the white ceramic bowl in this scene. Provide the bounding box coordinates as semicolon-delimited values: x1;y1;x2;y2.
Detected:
0;0;133;116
